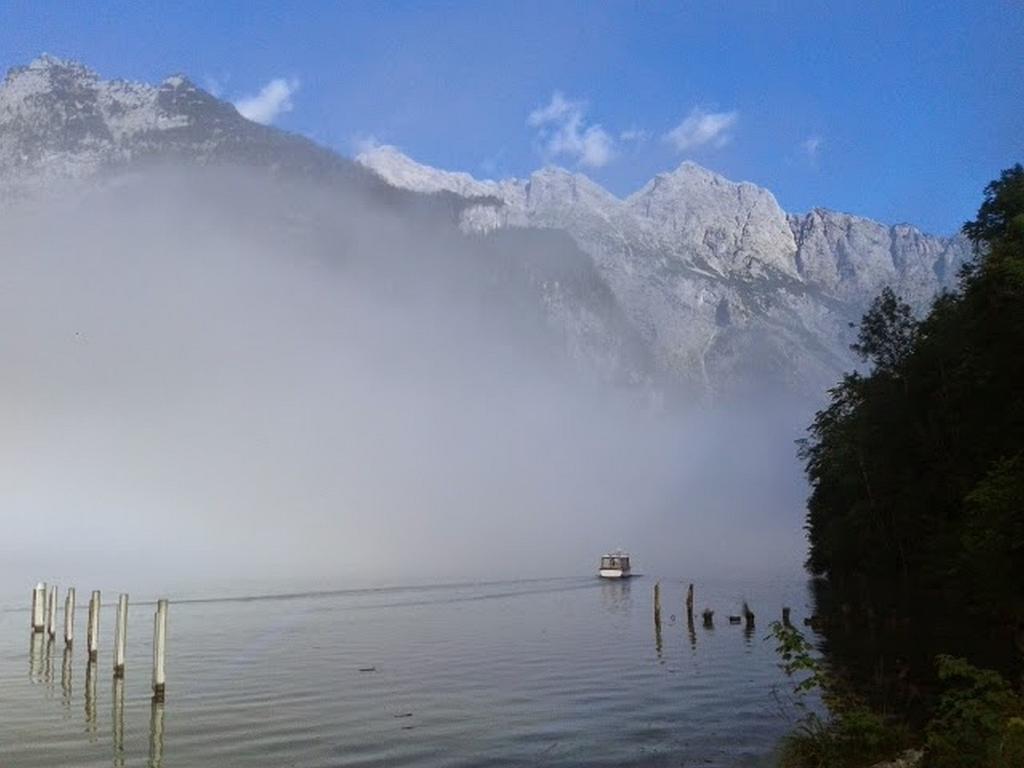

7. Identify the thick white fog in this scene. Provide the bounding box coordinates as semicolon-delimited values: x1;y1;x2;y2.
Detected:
0;168;810;602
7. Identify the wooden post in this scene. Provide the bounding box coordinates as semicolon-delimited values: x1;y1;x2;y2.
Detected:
702;608;714;628
653;582;662;625
87;591;100;662
152;599;168;702
685;583;694;620
64;588;76;646
782;606;792;628
743;601;755;630
113;593;128;678
31;582;46;632
46;585;58;638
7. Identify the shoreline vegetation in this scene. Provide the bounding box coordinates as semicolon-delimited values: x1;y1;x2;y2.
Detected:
777;165;1024;766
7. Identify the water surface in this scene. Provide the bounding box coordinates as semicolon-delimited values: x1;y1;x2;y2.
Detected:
0;576;814;767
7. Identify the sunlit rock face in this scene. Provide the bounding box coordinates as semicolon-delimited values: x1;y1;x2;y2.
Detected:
0;55;362;202
358;145;971;397
0;56;971;400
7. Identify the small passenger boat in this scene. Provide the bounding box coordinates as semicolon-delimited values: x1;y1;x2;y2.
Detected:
598;551;632;579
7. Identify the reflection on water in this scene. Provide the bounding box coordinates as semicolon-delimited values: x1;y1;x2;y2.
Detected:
28;633;44;684
61;646;73;713
43;639;54;696
687;612;697;651
654;614;663;659
810;578;1024;728
84;660;97;740
112;676;125;767
148;700;165;768
598;578;632;615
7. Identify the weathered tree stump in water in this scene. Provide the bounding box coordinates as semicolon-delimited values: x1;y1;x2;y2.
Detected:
702;608;714;628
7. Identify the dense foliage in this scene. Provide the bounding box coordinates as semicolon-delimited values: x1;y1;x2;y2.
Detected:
925;655;1024;767
770;622;1024;768
770;621;910;768
800;165;1024;624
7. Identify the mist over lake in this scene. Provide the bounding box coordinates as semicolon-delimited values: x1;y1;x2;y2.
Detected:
1;4;1020;764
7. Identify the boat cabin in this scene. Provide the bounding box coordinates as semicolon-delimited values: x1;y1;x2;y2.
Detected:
598;552;632;578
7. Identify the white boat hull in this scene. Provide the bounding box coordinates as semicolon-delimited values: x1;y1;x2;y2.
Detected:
598;569;631;579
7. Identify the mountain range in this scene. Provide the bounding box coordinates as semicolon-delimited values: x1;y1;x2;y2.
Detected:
1;56;971;399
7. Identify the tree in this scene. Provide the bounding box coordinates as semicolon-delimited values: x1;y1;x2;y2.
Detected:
850;287;918;376
962;163;1024;248
801;164;1024;621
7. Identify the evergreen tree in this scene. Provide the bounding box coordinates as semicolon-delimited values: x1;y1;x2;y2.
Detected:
801;165;1024;623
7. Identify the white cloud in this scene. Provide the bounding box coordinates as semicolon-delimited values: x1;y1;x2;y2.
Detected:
802;135;823;162
527;92;577;127
619;127;650;144
352;133;382;156
203;74;228;98
527;91;615;168
664;107;738;152
234;78;300;125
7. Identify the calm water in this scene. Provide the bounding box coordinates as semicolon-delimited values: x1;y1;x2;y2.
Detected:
0;576;817;767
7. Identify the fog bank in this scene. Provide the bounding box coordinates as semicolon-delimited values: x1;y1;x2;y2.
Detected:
0;168;811;602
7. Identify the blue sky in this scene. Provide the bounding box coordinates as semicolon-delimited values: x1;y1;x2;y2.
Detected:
1;1;1021;234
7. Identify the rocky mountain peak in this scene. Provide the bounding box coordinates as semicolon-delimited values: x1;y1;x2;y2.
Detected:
0;56;361;203
0;56;974;398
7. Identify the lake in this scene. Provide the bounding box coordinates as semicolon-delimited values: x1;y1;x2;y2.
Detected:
0;575;816;767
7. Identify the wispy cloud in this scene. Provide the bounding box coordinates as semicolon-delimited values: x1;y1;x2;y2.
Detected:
527;91;615;169
802;135;823;165
664;107;738;152
203;73;229;98
351;133;383;156
619;127;650;144
234;78;300;125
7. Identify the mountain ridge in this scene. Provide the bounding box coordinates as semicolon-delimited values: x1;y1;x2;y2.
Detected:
356;144;970;395
0;56;971;398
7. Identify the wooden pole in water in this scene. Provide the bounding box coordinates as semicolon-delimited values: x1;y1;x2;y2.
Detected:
64;588;76;645
782;606;792;628
113;593;128;678
31;582;46;632
152;599;168;702
685;583;694;620
87;591;101;662
653;582;662;626
702;608;714;628
45;585;58;638
743;601;755;630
